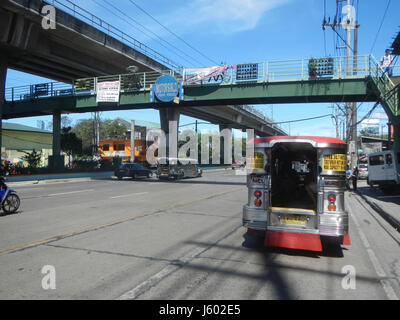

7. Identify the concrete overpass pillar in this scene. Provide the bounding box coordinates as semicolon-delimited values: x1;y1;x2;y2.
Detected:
219;125;232;165
49;110;64;171
0;54;7;164
159;107;180;159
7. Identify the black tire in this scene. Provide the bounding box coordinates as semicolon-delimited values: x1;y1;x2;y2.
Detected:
3;193;20;214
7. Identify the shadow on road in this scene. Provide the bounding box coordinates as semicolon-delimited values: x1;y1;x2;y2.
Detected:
95;176;246;187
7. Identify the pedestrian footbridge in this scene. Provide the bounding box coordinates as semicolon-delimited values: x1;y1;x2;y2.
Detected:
3;55;400;147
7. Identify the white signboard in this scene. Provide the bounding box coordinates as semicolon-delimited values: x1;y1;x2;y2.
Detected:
96;81;120;103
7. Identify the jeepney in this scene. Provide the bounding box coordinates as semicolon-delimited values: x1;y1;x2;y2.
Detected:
243;136;350;252
156;157;202;180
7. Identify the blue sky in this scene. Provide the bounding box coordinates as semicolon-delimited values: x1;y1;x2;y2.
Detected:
5;0;400;137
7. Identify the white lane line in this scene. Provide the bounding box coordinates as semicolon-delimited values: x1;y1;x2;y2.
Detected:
377;195;400;199
116;247;205;300
48;189;94;196
348;196;399;300
110;192;148;199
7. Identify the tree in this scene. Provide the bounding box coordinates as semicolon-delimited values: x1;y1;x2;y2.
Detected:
61;127;83;166
21;149;42;170
72;119;102;155
46;115;73;131
103;119;128;139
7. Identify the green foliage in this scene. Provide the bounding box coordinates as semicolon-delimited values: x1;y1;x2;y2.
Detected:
103;119;129;140
21;149;42;170
61;127;83;157
71;118;129;156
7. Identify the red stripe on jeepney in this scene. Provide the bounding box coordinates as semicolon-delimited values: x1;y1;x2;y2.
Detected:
264;231;323;252
247;136;346;145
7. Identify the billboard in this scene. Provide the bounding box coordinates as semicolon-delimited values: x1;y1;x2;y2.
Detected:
360;119;380;136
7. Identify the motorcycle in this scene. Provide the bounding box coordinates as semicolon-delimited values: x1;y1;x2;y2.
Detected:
0;173;20;215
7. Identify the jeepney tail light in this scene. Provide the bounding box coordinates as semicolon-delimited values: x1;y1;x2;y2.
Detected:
328;194;336;203
254;199;262;207
328;194;337;212
254;190;262;207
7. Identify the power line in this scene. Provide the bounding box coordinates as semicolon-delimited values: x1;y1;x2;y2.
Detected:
92;0;203;67
272;114;333;125
127;0;218;66
370;0;391;54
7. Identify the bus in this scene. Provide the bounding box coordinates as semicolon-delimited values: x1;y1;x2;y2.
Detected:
98;140;147;163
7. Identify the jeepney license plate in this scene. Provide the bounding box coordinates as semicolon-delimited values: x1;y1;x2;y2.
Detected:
281;215;307;225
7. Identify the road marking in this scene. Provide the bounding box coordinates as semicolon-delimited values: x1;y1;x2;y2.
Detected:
110;192;148;199
117;224;242;300
378;195;400;199
117;247;205;300
48;189;94;197
348;195;399;300
0;187;244;256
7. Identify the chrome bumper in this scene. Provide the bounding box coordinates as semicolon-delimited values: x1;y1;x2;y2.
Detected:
243;205;267;231
319;213;349;237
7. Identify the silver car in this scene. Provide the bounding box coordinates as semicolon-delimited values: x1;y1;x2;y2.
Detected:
358;163;368;179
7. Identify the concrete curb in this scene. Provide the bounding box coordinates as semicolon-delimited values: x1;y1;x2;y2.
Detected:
7;167;231;187
358;193;400;232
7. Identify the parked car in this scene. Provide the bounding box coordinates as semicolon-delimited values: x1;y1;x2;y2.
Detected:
115;163;152;180
232;161;245;169
358;163;368;180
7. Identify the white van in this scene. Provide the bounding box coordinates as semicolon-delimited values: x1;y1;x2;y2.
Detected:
367;150;400;193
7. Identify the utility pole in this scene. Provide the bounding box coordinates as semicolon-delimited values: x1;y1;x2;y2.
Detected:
92;112;100;157
323;0;359;168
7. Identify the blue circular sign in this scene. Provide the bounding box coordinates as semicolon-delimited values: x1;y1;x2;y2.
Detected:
154;75;179;102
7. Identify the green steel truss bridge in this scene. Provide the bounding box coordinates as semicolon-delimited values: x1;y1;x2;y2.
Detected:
4;54;400;149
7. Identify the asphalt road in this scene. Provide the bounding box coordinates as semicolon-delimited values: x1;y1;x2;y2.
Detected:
0;170;399;300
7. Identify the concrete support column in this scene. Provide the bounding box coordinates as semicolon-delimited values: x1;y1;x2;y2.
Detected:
50;110;64;171
159;107;180;159
0;54;8;164
219;125;232;165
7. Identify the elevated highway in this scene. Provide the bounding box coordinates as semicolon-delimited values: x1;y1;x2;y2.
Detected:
0;0;175;80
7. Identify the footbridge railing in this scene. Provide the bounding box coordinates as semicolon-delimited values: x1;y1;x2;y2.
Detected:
5;55;399;117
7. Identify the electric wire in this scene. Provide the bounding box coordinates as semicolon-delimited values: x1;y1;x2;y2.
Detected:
92;0;203;67
370;0;391;54
127;0;219;66
271;114;333;125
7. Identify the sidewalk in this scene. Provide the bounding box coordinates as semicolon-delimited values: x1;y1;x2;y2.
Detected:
7;171;114;187
356;180;400;232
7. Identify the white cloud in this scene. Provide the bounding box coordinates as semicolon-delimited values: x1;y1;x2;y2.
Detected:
166;0;291;34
